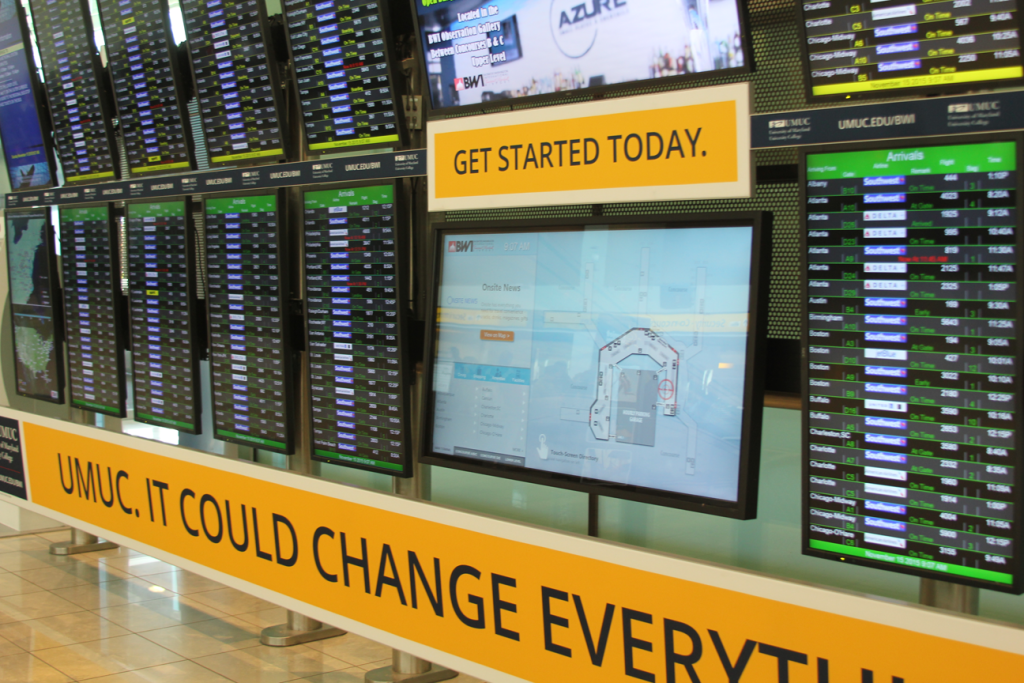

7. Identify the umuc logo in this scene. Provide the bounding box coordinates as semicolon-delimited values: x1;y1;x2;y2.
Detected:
449;240;473;253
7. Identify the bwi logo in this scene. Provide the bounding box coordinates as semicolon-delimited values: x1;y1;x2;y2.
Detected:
449;240;473;253
454;75;485;91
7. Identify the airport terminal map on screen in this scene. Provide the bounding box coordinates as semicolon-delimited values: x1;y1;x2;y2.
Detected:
6;209;60;400
431;225;755;502
415;0;746;110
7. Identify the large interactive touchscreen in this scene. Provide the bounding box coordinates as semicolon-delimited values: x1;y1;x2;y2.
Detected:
425;218;768;516
415;0;750;112
5;208;64;403
802;137;1024;592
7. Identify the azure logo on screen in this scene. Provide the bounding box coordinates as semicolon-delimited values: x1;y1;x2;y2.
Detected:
550;0;629;58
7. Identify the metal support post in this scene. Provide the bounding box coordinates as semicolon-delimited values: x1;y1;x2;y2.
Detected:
49;527;117;556
365;364;457;683
919;579;979;615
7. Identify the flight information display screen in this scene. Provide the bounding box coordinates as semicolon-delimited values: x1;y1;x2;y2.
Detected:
205;193;292;453
304;184;407;474
126;200;201;433
180;0;286;167
29;0;118;184
803;139;1023;591
59;204;126;417
426;219;766;516
802;0;1024;98
5;208;63;403
284;0;402;154
98;0;194;177
0;0;54;190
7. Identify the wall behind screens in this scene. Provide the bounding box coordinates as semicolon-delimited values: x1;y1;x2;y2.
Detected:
424;217;769;517
414;0;750;112
0;0;55;191
28;0;119;185
97;0;195;178
5;207;63;403
180;0;286;168
303;183;408;475
126;199;201;433
802;137;1024;592
205;191;293;454
283;0;405;155
58;204;126;417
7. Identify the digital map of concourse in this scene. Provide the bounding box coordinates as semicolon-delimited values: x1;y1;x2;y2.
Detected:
6;213;58;398
432;227;753;500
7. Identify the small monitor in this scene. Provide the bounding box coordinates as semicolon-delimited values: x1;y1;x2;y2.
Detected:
424;215;770;517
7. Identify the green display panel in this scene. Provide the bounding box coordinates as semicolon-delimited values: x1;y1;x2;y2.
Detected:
802;139;1023;592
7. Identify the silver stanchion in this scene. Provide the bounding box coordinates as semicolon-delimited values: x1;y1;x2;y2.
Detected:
919;579;979;614
364;364;457;683
50;527;117;556
260;610;345;647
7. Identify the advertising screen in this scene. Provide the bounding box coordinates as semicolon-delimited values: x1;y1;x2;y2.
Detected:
97;0;195;177
415;0;749;112
5;208;63;403
801;0;1024;99
425;218;768;516
180;0;287;167
283;0;404;154
303;184;408;475
802;138;1024;592
0;0;54;190
58;204;126;417
205;192;292;453
126;200;201;433
28;0;119;184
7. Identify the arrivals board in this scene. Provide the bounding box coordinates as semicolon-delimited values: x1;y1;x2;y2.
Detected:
58;204;126;417
205;192;292;453
801;0;1024;99
97;0;194;177
283;0;403;154
5;208;63;403
303;184;407;474
180;0;287;167
802;138;1023;592
28;0;119;184
126;200;201;433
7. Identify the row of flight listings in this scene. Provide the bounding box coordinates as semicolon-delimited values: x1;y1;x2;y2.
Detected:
5;183;409;475
0;0;406;191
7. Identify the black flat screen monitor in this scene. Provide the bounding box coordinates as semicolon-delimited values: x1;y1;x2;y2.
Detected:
423;215;770;517
179;0;287;168
303;183;410;475
0;0;56;191
28;0;120;185
801;136;1024;593
283;0;406;155
125;199;201;433
58;204;126;417
97;0;196;178
205;191;293;453
800;0;1024;100
5;207;63;403
414;0;752;114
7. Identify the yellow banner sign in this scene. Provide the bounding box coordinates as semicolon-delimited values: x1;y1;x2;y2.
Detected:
427;84;752;211
9;415;1024;683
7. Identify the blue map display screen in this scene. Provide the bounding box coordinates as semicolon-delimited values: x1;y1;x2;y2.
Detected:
430;224;757;503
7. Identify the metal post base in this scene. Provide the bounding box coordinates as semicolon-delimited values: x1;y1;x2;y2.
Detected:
364;665;458;683
50;529;117;556
260;612;345;647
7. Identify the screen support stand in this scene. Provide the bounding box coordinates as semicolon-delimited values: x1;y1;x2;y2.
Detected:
364;364;457;683
919;579;979;615
260;354;346;647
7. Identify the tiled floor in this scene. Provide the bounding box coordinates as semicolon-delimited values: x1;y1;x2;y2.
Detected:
0;530;487;683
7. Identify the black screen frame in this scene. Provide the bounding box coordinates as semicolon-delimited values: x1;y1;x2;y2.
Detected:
411;0;756;119
302;180;413;477
798;132;1024;594
421;212;771;518
58;201;127;418
202;188;295;454
125;196;203;435
5;206;65;404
